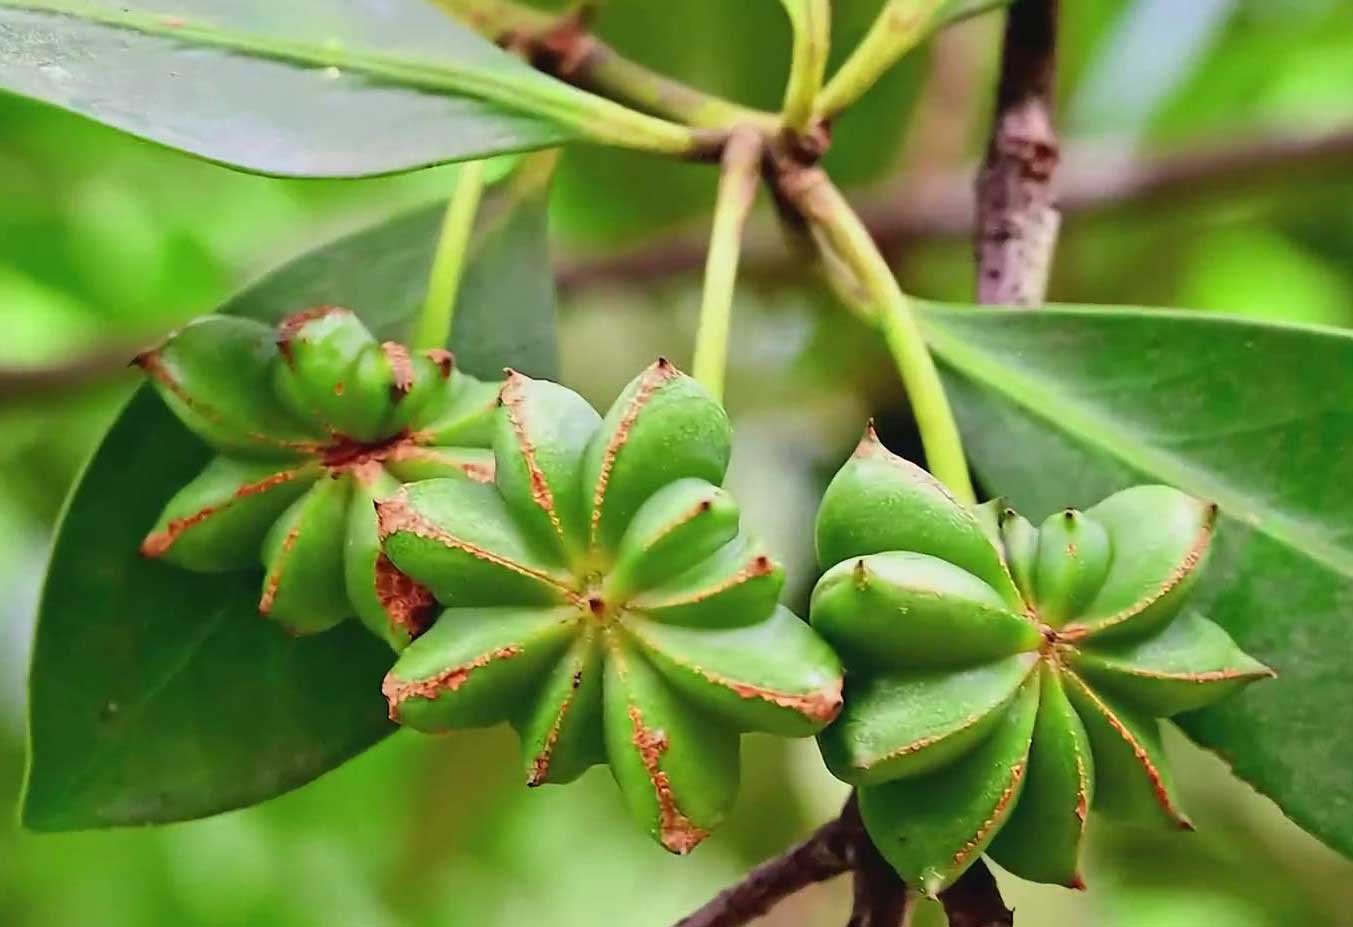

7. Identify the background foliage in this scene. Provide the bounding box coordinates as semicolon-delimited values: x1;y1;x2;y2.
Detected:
4;0;1353;924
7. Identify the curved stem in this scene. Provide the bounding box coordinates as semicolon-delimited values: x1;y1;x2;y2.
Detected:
435;0;778;133
779;0;832;133
691;128;764;402
413;160;488;351
815;0;945;119
779;164;976;503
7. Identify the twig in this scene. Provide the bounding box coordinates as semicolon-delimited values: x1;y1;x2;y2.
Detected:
814;0;947;120
935;2;1062;920
846;823;913;927
434;0;778;133
555;124;1353;295
672;797;863;927
775;160;976;502
974;0;1060;305
940;861;1014;927
0;344;145;404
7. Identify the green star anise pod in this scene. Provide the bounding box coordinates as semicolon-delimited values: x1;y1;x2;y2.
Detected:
376;360;844;853
137;308;499;647
810;427;1274;894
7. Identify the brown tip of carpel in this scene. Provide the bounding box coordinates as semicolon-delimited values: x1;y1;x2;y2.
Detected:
424;348;454;378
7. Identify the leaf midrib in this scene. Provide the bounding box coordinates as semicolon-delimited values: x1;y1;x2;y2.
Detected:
921;314;1353;584
0;0;640;147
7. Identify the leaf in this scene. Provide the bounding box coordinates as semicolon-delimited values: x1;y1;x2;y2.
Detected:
0;0;585;177
918;303;1353;858
23;171;561;830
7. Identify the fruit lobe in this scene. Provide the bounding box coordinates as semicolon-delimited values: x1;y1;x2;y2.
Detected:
376;362;843;854
137;309;499;648
810;431;1272;893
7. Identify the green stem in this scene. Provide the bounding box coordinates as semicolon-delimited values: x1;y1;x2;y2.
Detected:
814;0;945;119
779;0;832;133
433;0;778;133
785;166;975;503
413;160;488;351
692;129;764;403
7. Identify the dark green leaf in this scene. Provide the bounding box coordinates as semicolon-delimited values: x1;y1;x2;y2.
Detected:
0;0;580;177
23;171;559;830
919;303;1353;857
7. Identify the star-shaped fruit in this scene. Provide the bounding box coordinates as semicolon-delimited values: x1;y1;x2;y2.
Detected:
376;361;844;853
810;427;1273;894
136;308;499;647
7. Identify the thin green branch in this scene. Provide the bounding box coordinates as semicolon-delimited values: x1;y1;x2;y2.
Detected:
814;0;946;120
413;160;489;350
779;164;975;503
779;0;832;133
434;0;778;133
692;128;764;402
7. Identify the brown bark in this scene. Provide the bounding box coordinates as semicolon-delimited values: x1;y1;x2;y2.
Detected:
974;0;1060;306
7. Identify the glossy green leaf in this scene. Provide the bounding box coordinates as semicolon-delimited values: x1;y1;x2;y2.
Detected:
23;174;561;830
0;0;584;177
920;303;1353;854
20;389;396;831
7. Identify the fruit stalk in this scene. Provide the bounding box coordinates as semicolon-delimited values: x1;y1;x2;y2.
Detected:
691;127;764;403
414;160;489;351
778;163;976;504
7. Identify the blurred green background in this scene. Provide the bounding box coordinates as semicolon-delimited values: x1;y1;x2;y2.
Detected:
5;0;1353;924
